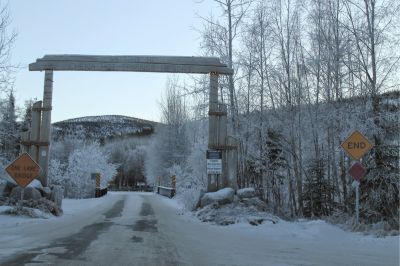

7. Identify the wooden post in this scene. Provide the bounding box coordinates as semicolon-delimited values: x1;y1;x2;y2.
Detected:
218;104;227;148
209;72;219;148
208;72;219;192
226;136;238;190
19;131;30;153
218;103;228;188
38;70;53;187
30;101;42;162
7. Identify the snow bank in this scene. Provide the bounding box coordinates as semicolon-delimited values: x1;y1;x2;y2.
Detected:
200;188;234;207
196;195;278;226
237;187;256;199
27;179;43;190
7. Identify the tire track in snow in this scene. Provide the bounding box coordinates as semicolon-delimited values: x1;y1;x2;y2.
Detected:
2;196;126;265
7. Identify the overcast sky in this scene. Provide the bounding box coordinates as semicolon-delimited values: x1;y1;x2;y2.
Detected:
9;0;217;122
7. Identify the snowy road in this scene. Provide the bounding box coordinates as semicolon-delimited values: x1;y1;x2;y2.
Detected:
0;192;398;266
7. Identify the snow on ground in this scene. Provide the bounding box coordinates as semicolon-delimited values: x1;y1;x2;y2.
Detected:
159;195;400;266
0;192;398;265
0;193;119;260
166;193;398;241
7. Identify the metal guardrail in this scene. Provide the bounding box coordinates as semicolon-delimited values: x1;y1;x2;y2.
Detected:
95;188;107;198
156;186;175;198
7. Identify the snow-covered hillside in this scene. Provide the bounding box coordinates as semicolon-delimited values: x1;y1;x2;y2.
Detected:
52;115;158;142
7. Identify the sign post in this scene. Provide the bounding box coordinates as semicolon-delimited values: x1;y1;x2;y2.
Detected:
341;131;373;226
349;162;366;225
351;180;360;225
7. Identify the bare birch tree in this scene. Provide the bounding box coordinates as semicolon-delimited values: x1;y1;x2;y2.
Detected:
198;0;251;132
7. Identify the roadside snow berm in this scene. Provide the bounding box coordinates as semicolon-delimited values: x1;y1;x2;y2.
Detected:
237;187;256;199
200;188;234;207
196;187;279;226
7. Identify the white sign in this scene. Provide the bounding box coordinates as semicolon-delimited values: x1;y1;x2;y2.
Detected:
207;159;222;174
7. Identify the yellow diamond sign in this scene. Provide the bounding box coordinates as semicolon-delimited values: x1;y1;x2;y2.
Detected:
5;153;41;188
341;131;374;160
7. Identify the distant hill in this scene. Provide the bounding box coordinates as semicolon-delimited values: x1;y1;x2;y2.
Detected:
52;115;159;142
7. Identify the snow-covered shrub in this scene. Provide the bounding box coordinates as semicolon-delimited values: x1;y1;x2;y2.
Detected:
164;163;203;210
48;159;66;187
50;142;117;198
169;125;208;210
0;156;11;185
174;187;204;211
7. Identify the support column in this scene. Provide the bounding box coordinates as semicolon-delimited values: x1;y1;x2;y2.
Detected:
208;72;219;147
38;70;53;187
208;72;219;192
217;104;227;149
30;101;42;162
226;136;238;190
218;103;228;189
20;131;30;153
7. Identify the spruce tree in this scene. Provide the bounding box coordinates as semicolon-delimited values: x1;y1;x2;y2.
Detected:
303;159;335;218
0;90;18;160
360;92;400;229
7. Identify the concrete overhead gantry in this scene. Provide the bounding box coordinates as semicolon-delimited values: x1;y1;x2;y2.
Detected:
27;55;235;191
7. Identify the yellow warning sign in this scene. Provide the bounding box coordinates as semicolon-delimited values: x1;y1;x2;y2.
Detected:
95;173;101;188
171;175;176;189
341;131;374;160
5;153;41;188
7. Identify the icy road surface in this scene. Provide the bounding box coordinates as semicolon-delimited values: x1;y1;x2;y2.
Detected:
0;192;398;266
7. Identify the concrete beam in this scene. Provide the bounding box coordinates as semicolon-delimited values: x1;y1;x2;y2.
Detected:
29;55;234;75
37;55;225;66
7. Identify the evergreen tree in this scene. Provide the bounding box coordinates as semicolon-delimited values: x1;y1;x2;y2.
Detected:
0;90;18;160
360;92;400;229
265;129;287;213
303;159;335;218
21;99;33;132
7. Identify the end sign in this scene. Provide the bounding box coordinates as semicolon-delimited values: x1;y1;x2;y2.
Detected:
341;131;373;160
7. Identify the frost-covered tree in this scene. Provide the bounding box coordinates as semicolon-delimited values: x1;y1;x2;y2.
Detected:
0;90;18;160
107;141;146;189
49;142;117;198
21;99;34;132
342;0;400;229
0;2;16;91
0;1;17;162
174;119;209;210
50;134;86;164
145;78;189;185
198;0;250;130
